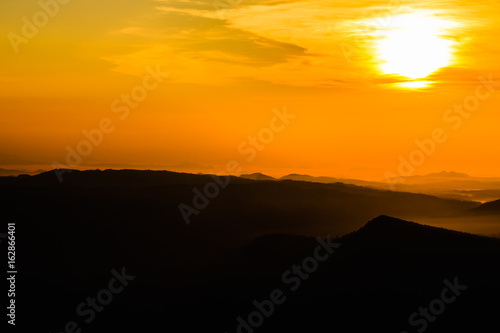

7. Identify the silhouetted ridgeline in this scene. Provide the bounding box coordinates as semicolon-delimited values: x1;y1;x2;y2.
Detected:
465;199;500;215
0;169;487;252
280;171;500;202
240;173;277;181
0;169;479;240
1;170;498;331
0;168;45;177
0;168;251;187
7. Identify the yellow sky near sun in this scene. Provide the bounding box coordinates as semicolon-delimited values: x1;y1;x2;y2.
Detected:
1;0;500;179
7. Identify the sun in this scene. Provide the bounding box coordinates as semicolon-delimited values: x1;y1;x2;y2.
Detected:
364;11;459;86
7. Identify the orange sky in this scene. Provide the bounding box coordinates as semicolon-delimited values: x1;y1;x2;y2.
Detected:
1;0;500;180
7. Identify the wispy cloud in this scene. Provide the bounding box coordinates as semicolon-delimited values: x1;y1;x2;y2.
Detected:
99;0;498;87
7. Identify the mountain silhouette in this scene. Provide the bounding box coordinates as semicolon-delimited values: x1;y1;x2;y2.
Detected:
281;171;500;203
240;173;276;181
425;170;470;178
174;216;500;332
0;169;479;242
465;198;500;215
0;168;45;176
280;173;386;188
1;170;499;332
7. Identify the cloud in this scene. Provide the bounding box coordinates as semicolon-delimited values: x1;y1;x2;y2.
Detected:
102;0;500;87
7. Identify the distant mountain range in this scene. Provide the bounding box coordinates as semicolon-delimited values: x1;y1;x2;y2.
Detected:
3;167;498;202
240;172;276;181
401;170;471;179
0;168;481;239
238;171;500;203
0;168;45;176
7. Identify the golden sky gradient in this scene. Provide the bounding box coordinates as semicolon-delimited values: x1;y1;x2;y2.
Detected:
1;0;500;180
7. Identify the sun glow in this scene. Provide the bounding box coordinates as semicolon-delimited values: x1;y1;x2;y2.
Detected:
396;81;431;88
367;11;459;83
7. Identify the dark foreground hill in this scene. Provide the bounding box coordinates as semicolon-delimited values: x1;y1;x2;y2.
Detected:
10;214;500;332
465;198;500;215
